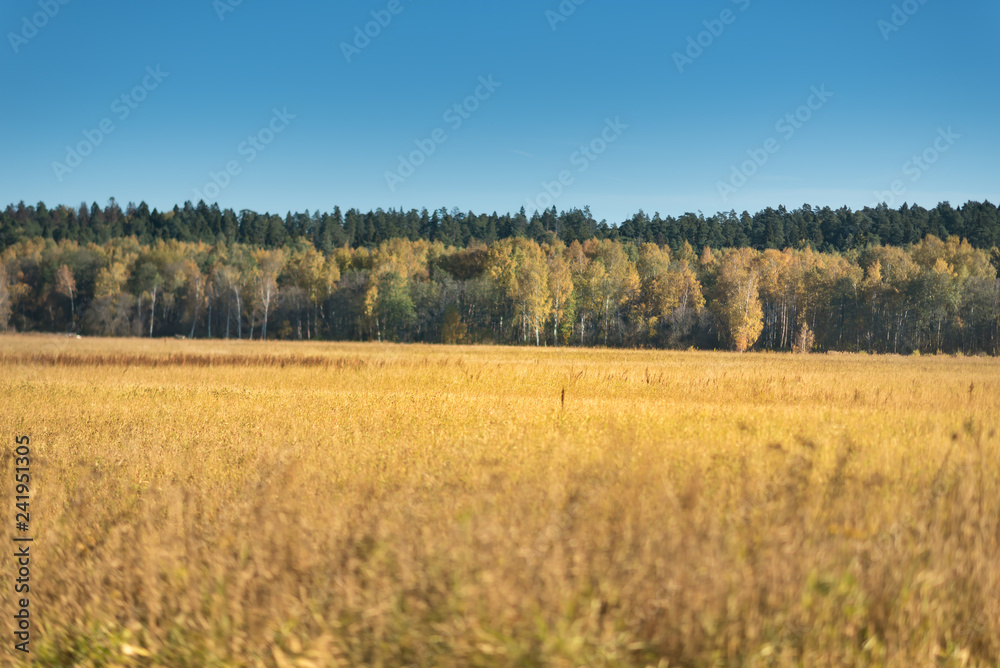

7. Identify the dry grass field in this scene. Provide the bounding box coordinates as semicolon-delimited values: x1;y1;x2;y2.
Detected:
2;334;999;667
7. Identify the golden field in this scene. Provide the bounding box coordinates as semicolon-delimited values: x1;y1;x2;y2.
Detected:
1;334;999;667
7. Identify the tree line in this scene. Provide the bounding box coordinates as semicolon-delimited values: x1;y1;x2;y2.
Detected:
2;233;998;354
3;198;1000;254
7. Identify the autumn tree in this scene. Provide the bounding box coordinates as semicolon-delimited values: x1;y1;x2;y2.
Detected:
583;240;640;345
88;259;135;336
55;264;76;326
374;271;416;341
0;262;11;331
793;315;815;353
635;243;705;346
715;248;763;352
287;245;340;339
635;243;671;341
441;305;468;344
132;262;164;337
252;249;285;340
0;231;997;353
213;264;240;339
487;238;551;345
546;241;574;344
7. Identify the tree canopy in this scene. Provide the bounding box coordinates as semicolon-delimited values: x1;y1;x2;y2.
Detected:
2;230;998;355
3;199;1000;254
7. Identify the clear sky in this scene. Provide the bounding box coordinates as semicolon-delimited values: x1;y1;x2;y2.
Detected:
1;0;997;223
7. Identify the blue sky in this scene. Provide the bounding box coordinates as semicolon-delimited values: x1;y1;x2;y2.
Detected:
1;0;997;224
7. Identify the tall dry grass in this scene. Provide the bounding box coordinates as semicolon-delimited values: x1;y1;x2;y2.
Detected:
1;334;999;666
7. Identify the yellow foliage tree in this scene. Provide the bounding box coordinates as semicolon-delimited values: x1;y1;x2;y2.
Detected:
716;248;763;352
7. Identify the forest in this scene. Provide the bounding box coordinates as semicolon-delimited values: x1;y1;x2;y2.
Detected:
3;198;1000;252
2;198;999;354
